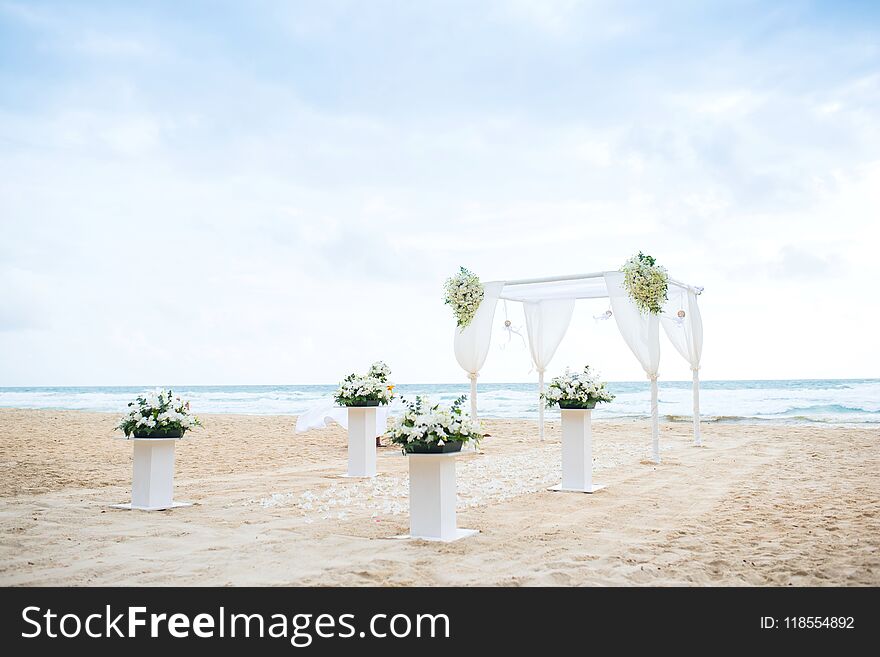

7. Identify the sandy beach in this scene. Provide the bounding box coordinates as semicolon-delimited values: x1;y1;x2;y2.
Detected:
0;408;877;586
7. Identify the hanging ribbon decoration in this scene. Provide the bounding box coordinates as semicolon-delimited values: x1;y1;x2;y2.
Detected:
662;306;687;328
499;300;527;351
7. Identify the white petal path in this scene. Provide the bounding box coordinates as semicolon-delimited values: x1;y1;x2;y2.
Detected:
247;440;672;523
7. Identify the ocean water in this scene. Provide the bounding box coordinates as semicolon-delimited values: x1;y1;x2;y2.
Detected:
0;379;878;426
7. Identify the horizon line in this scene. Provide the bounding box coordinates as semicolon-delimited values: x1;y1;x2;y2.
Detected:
0;377;877;389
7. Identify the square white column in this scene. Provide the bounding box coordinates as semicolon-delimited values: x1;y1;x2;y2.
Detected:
405;453;477;542
550;409;606;494
346;407;378;477
111;438;191;511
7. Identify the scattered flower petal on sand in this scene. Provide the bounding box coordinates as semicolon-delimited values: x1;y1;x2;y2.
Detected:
248;438;671;522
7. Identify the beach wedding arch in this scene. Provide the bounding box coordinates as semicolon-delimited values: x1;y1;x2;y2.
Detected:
386;395;483;454
334;361;395;407
117;388;201;438
446;257;704;463
543;366;615;409
444;267;485;329
620;252;669;315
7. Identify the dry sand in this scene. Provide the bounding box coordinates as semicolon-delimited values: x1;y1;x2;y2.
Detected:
0;408;877;586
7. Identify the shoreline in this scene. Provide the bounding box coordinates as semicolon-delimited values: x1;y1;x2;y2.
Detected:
1;408;877;586
0;406;874;429
2;379;877;428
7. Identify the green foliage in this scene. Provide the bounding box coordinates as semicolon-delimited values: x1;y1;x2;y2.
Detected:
333;361;394;406
621;251;668;314
542;366;615;409
385;394;483;454
116;389;201;438
443;266;485;329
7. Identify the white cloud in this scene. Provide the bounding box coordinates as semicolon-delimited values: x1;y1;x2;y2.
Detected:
73;33;151;57
498;0;585;35
101;115;162;154
774;246;841;279
674;90;767;117
0;1;50;26
1;1;879;384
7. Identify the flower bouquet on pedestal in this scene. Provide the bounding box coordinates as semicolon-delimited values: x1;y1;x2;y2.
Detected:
117;389;201;438
335;361;395;447
334;361;395;407
542;367;615;410
386;395;483;454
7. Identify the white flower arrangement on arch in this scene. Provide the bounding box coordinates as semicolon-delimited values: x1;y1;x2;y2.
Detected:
334;361;395;407
117;388;202;438
543;367;615;409
620;251;669;315
443;266;485;329
385;395;483;453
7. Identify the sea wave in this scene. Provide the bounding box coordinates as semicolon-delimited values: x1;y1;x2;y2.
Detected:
769;404;880;416
1;380;879;426
662;413;879;425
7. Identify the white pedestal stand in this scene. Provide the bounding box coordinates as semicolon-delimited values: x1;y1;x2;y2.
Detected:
346;406;378;478
549;409;606;494
111;438;191;511
401;452;477;542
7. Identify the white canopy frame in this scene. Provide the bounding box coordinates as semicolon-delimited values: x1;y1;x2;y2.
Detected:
453;270;704;463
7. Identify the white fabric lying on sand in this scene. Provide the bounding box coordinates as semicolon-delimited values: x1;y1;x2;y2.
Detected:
295;404;391;436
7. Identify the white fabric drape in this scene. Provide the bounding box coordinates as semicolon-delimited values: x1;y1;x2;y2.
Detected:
660;290;703;367
661;289;704;445
524;298;575;439
604;271;662;462
453;281;504;419
660;290;703;445
295;404;390;436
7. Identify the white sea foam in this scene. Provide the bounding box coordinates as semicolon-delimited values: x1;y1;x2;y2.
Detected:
1;380;878;425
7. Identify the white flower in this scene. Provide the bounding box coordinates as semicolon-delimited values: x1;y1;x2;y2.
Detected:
384;395;482;452
444;267;484;329
117;389;200;436
334;364;395;406
621;252;668;314
542;366;615;408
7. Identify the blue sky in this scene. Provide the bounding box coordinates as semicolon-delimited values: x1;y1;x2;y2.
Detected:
1;0;878;385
